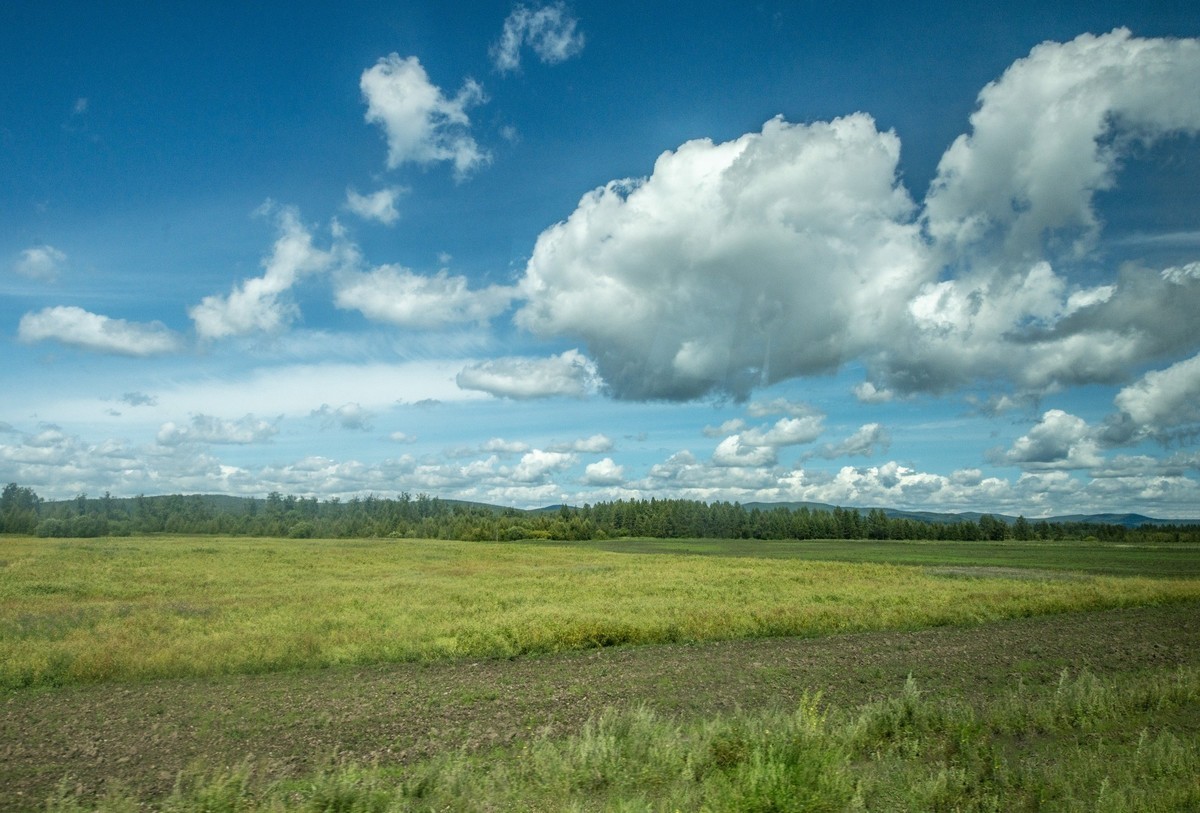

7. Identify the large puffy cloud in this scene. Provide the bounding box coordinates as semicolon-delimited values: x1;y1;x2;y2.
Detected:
456;349;600;399
1109;351;1200;442
925;29;1200;262
18;306;181;356
583;457;624;485
997;410;1102;470
875;30;1200;395
741;416;825;448
492;2;585;73
712;435;778;468
709;414;825;468
514;31;1200;402
360;54;488;178
334;265;514;329
190;206;338;339
877;258;1200;395
516;114;927;400
1031;262;1200;380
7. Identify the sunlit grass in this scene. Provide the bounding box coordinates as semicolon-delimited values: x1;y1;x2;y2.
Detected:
2;534;1199;689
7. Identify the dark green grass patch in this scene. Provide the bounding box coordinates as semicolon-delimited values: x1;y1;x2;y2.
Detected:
527;536;1200;578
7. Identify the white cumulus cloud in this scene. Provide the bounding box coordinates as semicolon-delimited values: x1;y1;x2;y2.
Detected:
334;265;514;329
583;457;624;485
361;54;489;178
998;410;1103;471
481;437;531;455
515;114;927;400
925;28;1200;262
883;258;1200;395
511;449;574;482
156;414;279;446
456;349;600;399
190;206;338;339
1110;351;1200;441
852;381;895;404
712;435;778;468
741;416;825;448
513;31;1200;403
18;306;181;356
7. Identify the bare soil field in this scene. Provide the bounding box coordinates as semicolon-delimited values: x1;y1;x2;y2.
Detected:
3;600;1198;810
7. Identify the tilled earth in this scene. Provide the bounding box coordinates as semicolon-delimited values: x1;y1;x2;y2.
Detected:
3;601;1199;810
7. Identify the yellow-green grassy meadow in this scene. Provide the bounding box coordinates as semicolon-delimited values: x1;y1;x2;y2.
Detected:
3;534;1198;689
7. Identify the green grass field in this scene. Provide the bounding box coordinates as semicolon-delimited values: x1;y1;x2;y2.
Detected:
3;534;1199;689
529;535;1200;577
4;533;1200;811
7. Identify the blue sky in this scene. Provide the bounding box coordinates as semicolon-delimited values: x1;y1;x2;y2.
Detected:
4;1;1200;516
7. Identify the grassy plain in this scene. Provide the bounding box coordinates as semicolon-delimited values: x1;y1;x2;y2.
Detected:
532;535;1200;577
4;533;1200;810
2;534;1199;689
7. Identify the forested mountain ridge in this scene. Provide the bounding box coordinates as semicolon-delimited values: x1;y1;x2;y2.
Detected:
3;483;1197;543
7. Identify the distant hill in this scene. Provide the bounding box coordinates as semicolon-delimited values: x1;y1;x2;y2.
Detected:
42;493;1198;528
742;502;1198;528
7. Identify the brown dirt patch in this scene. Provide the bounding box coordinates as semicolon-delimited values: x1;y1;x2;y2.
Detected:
3;601;1199;810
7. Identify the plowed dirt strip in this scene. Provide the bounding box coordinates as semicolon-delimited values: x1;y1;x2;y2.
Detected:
3;601;1199;810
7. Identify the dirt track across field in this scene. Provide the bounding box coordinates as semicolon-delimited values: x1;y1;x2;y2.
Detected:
3;601;1199;809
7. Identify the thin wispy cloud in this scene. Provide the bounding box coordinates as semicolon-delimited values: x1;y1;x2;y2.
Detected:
12;245;67;281
492;2;585;73
345;186;405;225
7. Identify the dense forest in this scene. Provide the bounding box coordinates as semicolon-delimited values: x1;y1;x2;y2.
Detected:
3;482;1197;544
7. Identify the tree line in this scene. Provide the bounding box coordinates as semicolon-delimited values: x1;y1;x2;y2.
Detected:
3;483;1197;544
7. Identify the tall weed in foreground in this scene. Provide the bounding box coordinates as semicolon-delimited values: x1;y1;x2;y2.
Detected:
44;668;1200;812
